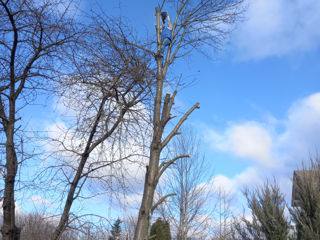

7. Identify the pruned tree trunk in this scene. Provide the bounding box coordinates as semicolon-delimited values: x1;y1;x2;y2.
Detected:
134;7;200;239
134;64;163;239
134;149;161;239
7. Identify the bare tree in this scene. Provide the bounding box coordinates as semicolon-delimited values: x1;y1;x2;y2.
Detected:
0;0;78;239
133;1;244;239
122;216;137;240
212;187;235;240
12;212;117;240
36;14;154;240
157;128;213;239
14;213;77;240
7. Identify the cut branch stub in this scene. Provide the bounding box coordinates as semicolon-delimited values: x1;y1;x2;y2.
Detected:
161;102;200;149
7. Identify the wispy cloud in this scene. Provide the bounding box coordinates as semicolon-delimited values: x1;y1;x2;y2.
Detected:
29;195;56;208
232;0;320;60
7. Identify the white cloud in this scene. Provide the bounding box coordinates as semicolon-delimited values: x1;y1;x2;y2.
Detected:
29;195;56;207
236;167;262;187
214;122;273;167
212;167;261;195
117;193;143;212
233;0;320;59
213;174;237;194
206;92;320;201
280;93;320;160
209;92;320;169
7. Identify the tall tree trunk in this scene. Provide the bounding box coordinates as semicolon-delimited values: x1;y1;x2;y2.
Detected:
1;116;21;240
134;5;200;239
134;147;161;239
178;181;186;240
134;7;164;240
1;2;20;238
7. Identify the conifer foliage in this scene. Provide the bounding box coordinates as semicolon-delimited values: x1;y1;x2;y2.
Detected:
108;219;122;240
150;218;172;240
234;180;289;240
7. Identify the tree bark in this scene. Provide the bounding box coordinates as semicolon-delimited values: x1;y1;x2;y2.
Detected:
1;123;21;240
134;148;161;240
1;84;21;240
134;10;164;239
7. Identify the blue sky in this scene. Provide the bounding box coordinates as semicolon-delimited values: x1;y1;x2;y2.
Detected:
13;0;320;223
109;0;320;204
183;0;320;201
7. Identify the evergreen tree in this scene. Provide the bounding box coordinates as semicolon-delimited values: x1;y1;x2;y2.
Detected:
108;219;122;240
150;218;172;240
234;180;289;240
